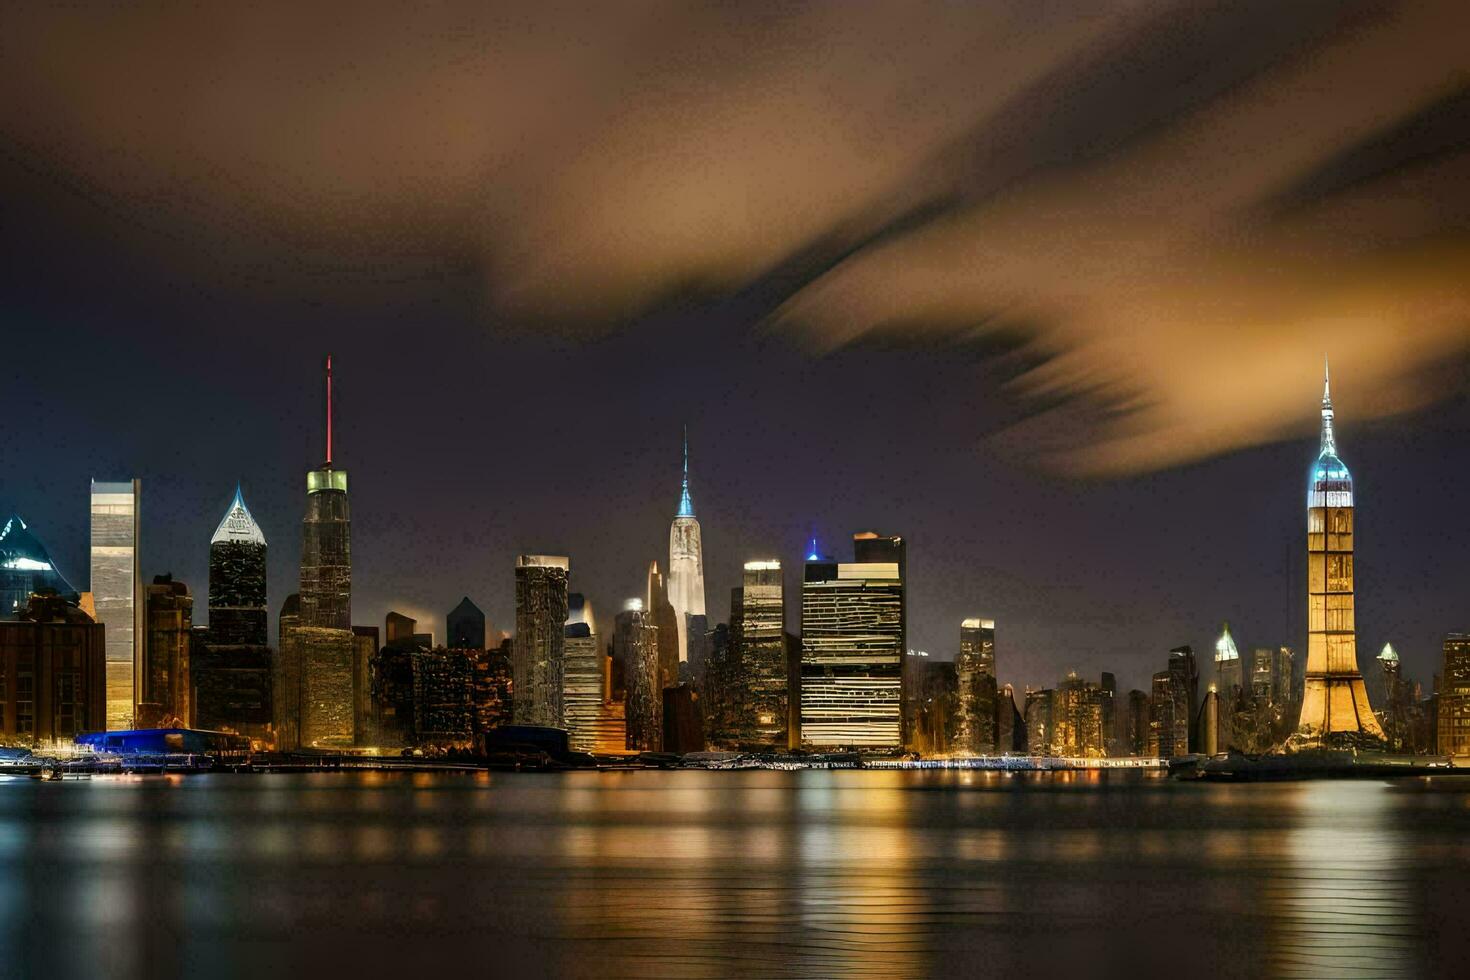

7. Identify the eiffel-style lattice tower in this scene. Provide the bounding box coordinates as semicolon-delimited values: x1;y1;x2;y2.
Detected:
1291;363;1385;750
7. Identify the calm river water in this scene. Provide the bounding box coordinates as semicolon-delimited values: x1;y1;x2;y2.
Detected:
0;769;1466;978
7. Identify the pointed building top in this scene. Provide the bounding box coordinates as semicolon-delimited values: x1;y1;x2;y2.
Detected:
806;534;821;561
1215;621;1239;662
1378;642;1399;663
1319;358;1338;458
325;354;334;467
676;425;694;518
211;486;266;546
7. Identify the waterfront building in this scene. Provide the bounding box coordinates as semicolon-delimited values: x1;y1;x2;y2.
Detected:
1149;668;1192;759
1374;643;1408;751
997;683;1026;754
282;357;356;750
732;560;787;749
954;617;997;755
1101;671;1119;756
563;594;603;752
799;535;904;751
616;599;660;752
0;592;106;745
1126;689;1150;755
645;561;680;691
138;575;191;728
1;514;79;616
274;594;301;748
702;619;736;746
1167;645;1199;751
1024;689;1053;756
207;488;267;646
1050;671;1105;757
352;625;377;744
446;596;486;650
469;641;515;740
1293;366;1384;747
192;640;274;745
666;429;706;667
1438;633;1470;756
410;649;474;745
908;656;958;755
662;683;705;754
513;555;570;728
90;478;142;730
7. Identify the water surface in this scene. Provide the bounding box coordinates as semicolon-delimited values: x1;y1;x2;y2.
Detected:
0;770;1465;978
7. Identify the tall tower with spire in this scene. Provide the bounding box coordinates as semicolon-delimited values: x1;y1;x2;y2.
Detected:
278;356;356;749
667;426;707;666
208;486;267;645
1292;362;1384;749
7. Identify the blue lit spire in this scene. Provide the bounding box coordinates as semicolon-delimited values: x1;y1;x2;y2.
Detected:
676;425;694;518
1319;358;1337;458
806;532;821;562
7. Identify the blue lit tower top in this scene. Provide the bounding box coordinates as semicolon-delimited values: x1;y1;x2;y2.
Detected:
677;425;693;518
1309;360;1352;508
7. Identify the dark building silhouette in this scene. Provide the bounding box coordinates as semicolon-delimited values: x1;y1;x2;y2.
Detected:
908;654;957;755
514;555;570;727
446;597;486;650
0;592;106;745
997;683;1026;754
138;575;191;728
662;683;705;754
1126;689;1150;755
645;561;679;692
352;625;377;744
0;514;79;617
616;601;660;752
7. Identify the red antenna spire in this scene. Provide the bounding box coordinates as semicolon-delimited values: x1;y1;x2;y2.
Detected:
325;354;334;466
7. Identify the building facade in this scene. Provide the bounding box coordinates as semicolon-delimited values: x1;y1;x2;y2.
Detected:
799;537;904;751
954;617;997;755
666;430;706;668
562;594;603;753
0;593;106;746
513;555;569;728
1294;368;1384;747
207;487;267;646
732;560;786;749
139;576;192;728
1438;634;1470;756
90;478;142;730
616;600;661;752
446;596;486;650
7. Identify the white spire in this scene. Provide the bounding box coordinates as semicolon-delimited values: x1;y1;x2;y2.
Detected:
1319;358;1337;458
1215;622;1239;662
211;485;266;546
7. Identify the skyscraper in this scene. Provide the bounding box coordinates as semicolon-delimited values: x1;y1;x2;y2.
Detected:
1293;365;1385;747
1168;645;1199;751
1;514;79;615
90;478;142;730
0;593;106;745
279;357;356;749
139;575;192;728
954;617;997;755
563;593;603;752
1215;623;1243;696
446;597;487;650
513;554;569;728
616;598;660;752
732;560;787;748
1437;633;1470;756
207;487;267;646
645;561;679;691
1376;642;1406;751
799;536;904;751
666;428;706;667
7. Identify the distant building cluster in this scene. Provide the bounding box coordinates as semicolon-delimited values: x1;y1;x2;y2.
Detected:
1;360;1466;761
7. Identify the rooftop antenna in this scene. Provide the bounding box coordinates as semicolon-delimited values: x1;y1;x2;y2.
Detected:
325;355;334;467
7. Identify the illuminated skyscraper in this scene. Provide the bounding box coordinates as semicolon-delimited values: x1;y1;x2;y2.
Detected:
513;554;569;727
1215;623;1243;696
616;599;660;751
954;617;997;755
1;514;79;615
666;428;706;666
279;357;355;749
90;478;142;730
1437;633;1470;756
1293;366;1384;747
563;593;603;752
139;575;192;728
207;487;267;645
799;536;904;751
732;560;787;748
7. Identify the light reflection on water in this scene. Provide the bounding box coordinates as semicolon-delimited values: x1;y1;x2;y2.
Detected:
0;770;1466;978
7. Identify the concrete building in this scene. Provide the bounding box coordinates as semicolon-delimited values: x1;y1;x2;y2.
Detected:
732;560;787;749
90;478;142;730
562;594;603;753
616;599;660;752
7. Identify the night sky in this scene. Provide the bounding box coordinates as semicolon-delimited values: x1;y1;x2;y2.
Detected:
2;1;1468;695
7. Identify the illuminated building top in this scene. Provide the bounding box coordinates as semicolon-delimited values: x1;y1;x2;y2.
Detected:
1309;360;1352;508
210;486;266;546
1378;642;1399;664
1215;622;1239;663
676;425;694;518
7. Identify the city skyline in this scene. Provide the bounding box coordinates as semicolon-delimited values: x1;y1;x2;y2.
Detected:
0;361;1462;698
